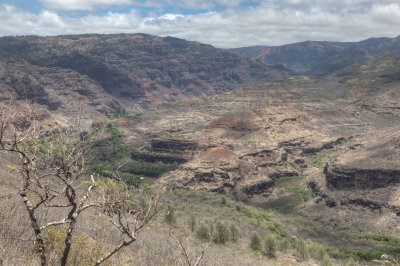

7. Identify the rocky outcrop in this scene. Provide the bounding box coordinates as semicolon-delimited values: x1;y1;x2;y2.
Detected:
160;146;240;194
132;138;199;165
158;105;349;206
150;138;198;152
301;137;346;155
0;59;125;124
325;132;400;190
326;167;400;189
160;135;341;204
308;179;400;217
131;151;188;164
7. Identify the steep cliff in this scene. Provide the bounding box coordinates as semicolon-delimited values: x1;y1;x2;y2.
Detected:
0;34;287;118
325;132;400;189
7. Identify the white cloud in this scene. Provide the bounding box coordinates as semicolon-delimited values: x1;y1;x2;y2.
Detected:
0;2;399;48
369;3;400;24
39;0;134;11
79;9;141;32
158;13;184;20
0;5;65;36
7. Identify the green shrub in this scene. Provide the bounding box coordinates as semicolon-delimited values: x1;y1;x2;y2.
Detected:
358;233;400;246
90;123;131;171
288;187;310;203
230;224;239;242
279;239;291;252
314;246;329;261
42;226;108;265
196;224;210;241
312;151;334;168
220;196;227;205
164;205;176;225
264;235;277;258
320;254;333;266
105;124;130;163
269;222;281;236
250;232;262;251
214;222;230;244
297;240;309;260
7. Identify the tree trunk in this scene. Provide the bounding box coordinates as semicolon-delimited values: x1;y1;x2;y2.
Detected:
20;192;47;266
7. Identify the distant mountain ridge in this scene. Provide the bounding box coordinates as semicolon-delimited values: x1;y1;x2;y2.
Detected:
228;36;400;75
0;34;287;121
225;46;268;58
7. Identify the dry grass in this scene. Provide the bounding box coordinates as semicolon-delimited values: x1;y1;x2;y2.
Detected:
0;179;330;266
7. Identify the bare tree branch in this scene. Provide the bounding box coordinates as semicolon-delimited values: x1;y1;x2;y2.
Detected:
94;238;136;266
40;219;70;230
170;229;212;266
0;103;160;265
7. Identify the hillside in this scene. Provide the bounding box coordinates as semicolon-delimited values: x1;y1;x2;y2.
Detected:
225;46;268;58
2;37;400;265
0;34;286;125
228;36;400;75
102;52;400;262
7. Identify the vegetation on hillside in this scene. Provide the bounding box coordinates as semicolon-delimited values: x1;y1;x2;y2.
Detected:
0;105;159;265
2;40;400;265
90;116;178;186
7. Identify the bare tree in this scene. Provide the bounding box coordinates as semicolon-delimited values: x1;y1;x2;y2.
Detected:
169;229;211;266
0;103;159;265
94;177;159;265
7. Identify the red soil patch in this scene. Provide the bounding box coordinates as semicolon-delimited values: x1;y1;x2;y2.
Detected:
208;112;256;131
201;147;235;162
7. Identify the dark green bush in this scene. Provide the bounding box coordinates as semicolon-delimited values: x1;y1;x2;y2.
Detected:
269;222;281;236
264;235;277;258
214;222;230;244
196;224;210;241
250;232;262;251
105;124;130;163
220;196;227;205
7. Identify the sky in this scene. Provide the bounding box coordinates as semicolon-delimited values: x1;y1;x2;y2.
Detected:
0;0;399;48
